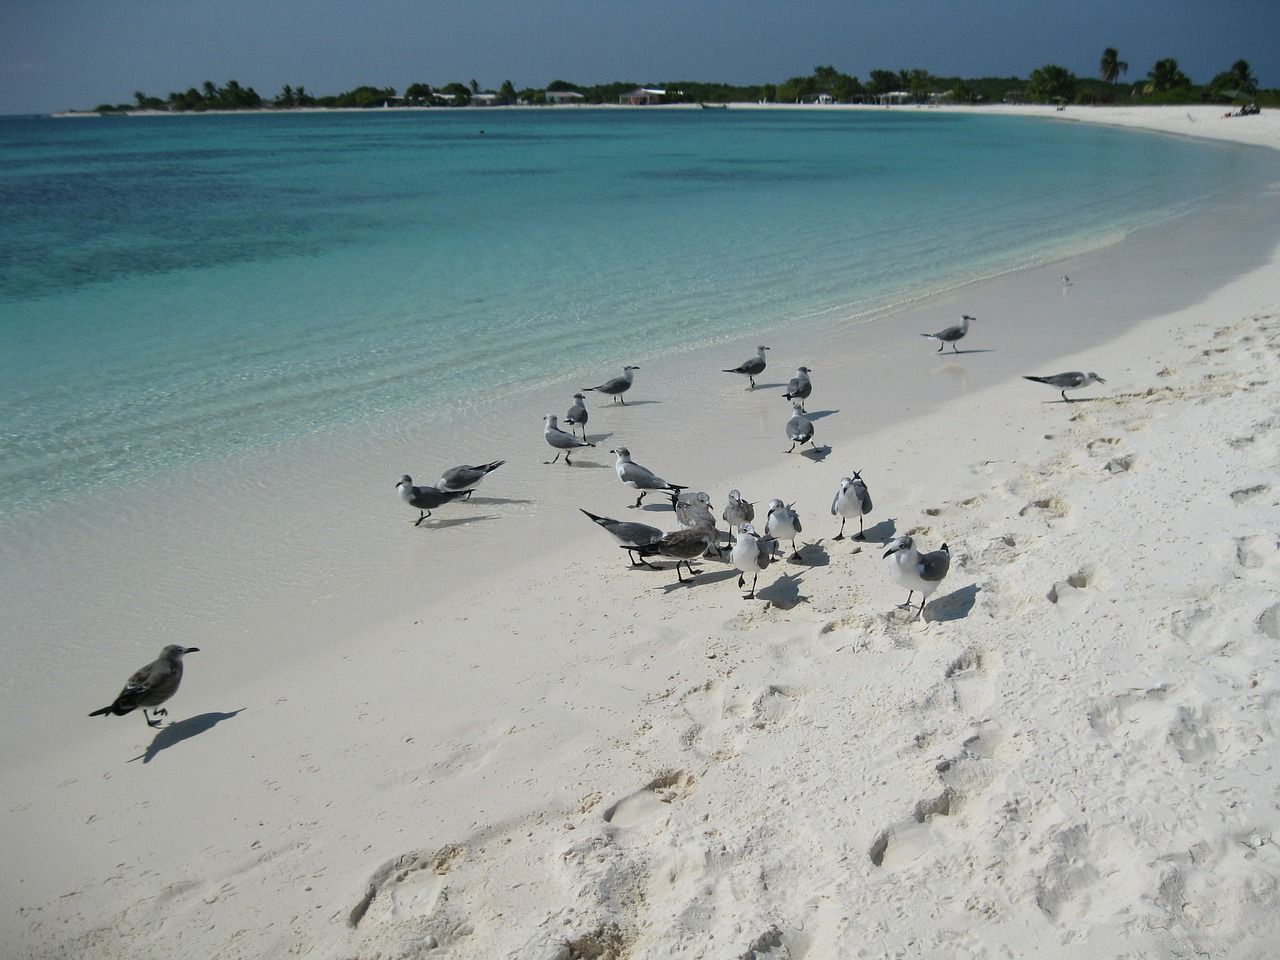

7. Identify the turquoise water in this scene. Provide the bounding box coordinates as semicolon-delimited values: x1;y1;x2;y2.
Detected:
0;109;1266;514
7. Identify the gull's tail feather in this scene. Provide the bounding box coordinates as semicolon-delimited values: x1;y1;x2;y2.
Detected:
1023;376;1051;385
580;509;612;529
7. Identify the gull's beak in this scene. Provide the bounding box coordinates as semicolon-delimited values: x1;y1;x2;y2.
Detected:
185;647;200;654
1097;376;1107;383
882;545;898;558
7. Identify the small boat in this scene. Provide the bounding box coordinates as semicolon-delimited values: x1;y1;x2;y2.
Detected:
698;102;728;110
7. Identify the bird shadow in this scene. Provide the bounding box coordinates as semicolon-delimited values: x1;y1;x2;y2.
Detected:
562;460;612;469
788;540;829;566
857;518;898;545
800;445;833;462
465;496;533;506
129;709;245;764
926;583;980;623
612;399;662;406
420;514;499;529
804;409;839;421
1043;397;1105;404
756;572;807;609
948;349;995;355
750;381;789;390
583;432;614;444
637;501;679;512
658;567;738;594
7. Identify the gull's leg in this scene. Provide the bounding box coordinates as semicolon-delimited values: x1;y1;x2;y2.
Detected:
144;710;162;728
544;452;562;465
414;510;432;526
835;517;846;540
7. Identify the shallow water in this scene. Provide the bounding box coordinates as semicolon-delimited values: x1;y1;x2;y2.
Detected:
0;108;1267;513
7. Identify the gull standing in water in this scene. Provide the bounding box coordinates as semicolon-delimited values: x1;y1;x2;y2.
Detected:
583;365;639;404
723;345;770;389
722;489;755;543
765;499;803;561
89;644;199;728
631;527;717;584
436;460;505;497
831;472;873;540
883;536;951;619
782;366;812;411
543;414;595;465
579;509;664;568
921;314;974;353
564;393;589;439
785;401;817;454
730;523;774;599
1023;371;1107;403
611;447;687;508
396;475;472;525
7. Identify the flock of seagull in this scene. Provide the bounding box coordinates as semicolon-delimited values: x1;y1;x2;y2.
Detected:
92;312;1108;727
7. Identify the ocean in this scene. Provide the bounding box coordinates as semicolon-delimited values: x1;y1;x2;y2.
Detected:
0;107;1266;515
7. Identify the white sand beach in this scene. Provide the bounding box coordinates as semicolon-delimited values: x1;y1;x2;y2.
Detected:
4;106;1280;958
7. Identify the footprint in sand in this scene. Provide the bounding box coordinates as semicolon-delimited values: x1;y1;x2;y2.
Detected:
1235;535;1277;569
601;770;697;828
750;685;805;729
1230;484;1271;504
1019;496;1070;519
347;843;466;930
1047;565;1107;605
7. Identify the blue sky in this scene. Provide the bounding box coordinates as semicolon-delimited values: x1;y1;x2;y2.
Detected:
4;0;1277;114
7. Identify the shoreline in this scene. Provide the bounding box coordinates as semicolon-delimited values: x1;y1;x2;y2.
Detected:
5;108;1280;958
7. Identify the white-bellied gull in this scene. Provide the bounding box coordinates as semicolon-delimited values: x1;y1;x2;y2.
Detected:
765;499;803;560
396;475;472;525
1023;371;1106;403
782;366;812;411
631;527;717;583
436;460;505;496
611;447;687;508
89;644;199;728
544;414;596;465
730;523;775;599
580;509;664;568
723;345;770;389
674;491;716;530
831;472;873;540
564;393;589;438
722;489;755;542
785;401;816;454
583;365;639;404
883;535;951;619
921;314;974;353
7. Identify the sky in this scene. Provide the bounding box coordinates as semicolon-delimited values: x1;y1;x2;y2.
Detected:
4;0;1278;115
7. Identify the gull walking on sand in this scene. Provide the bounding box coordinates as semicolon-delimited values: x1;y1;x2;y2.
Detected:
580;509;664;568
396;475;472;525
583;365;639;404
612;447;687;508
765;499;803;561
731;523;775;599
89;644;199;728
564;393;589;439
1023;371;1106;403
921;314;974;353
723;345;770;389
785;401;817;454
674;491;716;530
884;536;951;619
831;472;873;540
543;414;596;465
631;527;717;584
436;460;505;497
782;366;812;411
722;489;755;542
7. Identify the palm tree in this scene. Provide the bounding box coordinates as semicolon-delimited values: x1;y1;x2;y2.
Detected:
1228;59;1258;94
1099;48;1128;84
1146;58;1190;93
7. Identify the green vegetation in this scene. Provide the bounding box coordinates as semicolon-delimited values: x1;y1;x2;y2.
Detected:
91;57;1278;115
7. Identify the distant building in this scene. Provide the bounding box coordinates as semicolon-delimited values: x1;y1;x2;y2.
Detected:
545;90;585;105
876;91;912;105
471;93;500;106
620;87;666;105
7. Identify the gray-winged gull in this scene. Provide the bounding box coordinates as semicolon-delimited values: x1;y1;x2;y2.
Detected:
89;644;199;728
396;475;472;525
1023;371;1106;403
921;315;974;353
883;535;951;619
723;345;770;389
831;472;873;540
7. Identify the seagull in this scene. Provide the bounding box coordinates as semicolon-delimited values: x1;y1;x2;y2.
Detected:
723;345;770;389
782;366;812;411
1023;371;1106;403
765;499;803;561
396;475;472;525
579;509;664;568
883;536;951;619
1061;274;1072;287
921;314;974;353
831;472;873;540
630;527;717;584
674;491;716;530
611;447;687;508
544;414;595;464
583;365;639;404
730;523;775;599
564;393;589;439
785;401;816;454
89;644;199;728
722;489;755;542
436;460;505;497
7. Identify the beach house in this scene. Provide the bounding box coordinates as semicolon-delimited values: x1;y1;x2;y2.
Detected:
620;87;666;105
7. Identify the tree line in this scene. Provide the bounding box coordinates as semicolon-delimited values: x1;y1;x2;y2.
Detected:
91;53;1270;115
